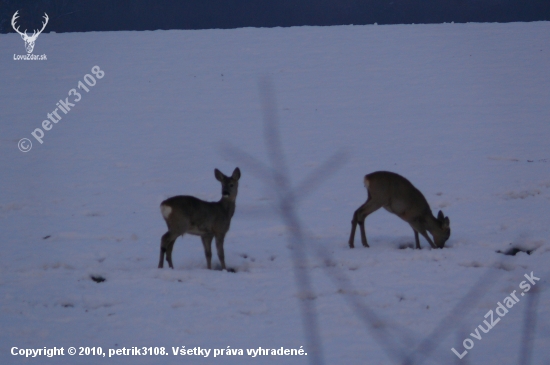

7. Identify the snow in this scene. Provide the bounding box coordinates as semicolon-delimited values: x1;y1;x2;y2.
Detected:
1;21;550;364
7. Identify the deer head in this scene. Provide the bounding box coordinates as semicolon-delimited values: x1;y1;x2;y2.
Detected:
12;11;49;54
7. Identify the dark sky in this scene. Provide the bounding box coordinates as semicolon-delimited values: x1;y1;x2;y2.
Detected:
1;0;550;33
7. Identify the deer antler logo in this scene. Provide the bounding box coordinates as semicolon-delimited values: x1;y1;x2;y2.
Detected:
11;11;49;54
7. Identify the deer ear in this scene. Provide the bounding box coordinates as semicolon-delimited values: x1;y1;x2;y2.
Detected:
443;216;450;228
437;210;444;221
232;167;241;181
214;169;225;182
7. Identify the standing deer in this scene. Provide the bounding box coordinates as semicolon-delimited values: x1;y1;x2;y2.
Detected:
11;11;49;54
348;171;450;249
158;168;241;270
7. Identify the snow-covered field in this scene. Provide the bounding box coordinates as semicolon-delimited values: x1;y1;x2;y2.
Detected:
1;21;549;364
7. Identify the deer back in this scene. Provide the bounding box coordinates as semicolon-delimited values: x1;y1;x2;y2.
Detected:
365;171;432;221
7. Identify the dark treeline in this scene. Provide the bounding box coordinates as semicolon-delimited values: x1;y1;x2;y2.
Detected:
1;0;549;33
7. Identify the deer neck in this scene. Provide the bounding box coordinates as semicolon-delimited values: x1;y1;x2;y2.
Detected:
219;196;236;216
424;213;441;234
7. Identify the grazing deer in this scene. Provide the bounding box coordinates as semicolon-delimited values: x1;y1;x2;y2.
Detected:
348;171;450;249
158;168;241;270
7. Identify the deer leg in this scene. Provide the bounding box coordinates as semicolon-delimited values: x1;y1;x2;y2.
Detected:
350;197;382;248
165;235;179;269
201;234;214;269
416;227;437;249
159;231;178;268
413;230;421;249
158;235;166;268
408;222;437;249
358;221;369;248
215;234;226;271
348;210;359;248
421;232;437;249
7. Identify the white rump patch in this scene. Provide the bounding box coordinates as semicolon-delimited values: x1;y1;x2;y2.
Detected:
160;205;172;219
